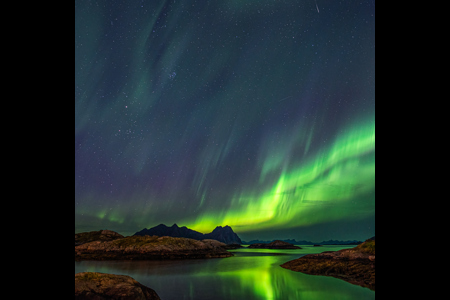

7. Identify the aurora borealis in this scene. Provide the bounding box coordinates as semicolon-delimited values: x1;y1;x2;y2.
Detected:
75;0;375;241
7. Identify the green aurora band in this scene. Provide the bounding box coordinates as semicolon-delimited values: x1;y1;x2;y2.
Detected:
76;117;374;237
185;118;375;233
75;0;375;239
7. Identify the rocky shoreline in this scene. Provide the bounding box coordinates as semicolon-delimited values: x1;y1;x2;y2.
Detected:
75;233;233;261
281;237;375;290
75;272;161;300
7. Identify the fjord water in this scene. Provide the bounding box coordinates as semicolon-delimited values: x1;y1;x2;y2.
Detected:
75;245;375;300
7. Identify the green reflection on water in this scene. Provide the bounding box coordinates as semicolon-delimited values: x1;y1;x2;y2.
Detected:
218;248;373;300
75;246;374;300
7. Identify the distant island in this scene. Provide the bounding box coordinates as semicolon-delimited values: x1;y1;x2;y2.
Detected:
75;230;233;260
243;239;362;245
281;237;375;290
248;240;302;249
134;223;243;245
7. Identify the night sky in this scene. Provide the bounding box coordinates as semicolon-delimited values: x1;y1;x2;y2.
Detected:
75;0;375;242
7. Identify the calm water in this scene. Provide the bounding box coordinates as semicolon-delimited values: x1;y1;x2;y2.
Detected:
75;245;375;300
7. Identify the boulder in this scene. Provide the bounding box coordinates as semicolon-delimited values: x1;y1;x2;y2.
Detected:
75;272;161;300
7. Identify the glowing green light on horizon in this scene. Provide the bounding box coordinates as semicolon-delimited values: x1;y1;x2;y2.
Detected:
76;119;375;235
187;119;375;233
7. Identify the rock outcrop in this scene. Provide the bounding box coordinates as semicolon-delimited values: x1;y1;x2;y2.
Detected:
248;240;302;249
75;230;124;246
134;224;242;245
75;272;161;300
281;237;375;290
75;234;233;260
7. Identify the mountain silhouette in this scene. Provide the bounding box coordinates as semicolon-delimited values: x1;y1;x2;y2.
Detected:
134;224;242;245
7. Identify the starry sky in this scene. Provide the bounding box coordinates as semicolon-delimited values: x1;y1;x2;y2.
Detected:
75;0;375;242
